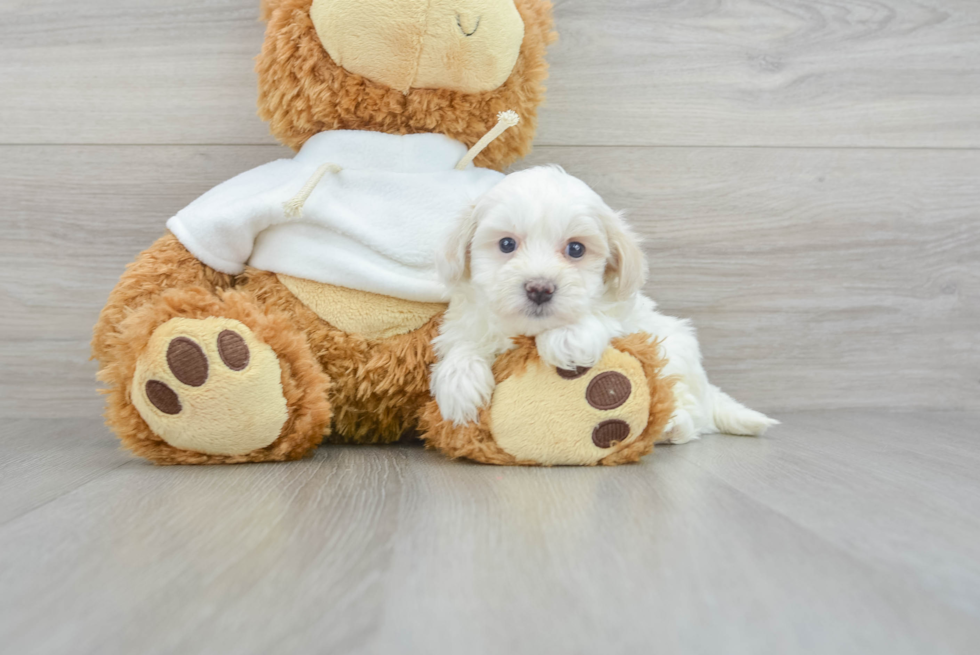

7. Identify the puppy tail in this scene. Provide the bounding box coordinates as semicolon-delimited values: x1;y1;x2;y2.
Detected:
708;385;779;436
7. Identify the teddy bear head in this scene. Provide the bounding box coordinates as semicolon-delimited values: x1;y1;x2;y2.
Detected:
257;0;557;170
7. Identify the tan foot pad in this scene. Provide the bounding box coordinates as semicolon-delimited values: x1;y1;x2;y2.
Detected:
420;334;674;466
490;348;652;465
131;317;288;456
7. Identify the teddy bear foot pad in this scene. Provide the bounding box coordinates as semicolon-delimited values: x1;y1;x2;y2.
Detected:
131;317;289;456
420;335;674;467
489;348;652;465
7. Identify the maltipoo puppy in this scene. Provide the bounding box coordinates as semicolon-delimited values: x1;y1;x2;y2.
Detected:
431;166;777;443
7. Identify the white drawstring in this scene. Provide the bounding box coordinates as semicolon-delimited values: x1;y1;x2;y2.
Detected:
455;110;520;171
283;163;342;218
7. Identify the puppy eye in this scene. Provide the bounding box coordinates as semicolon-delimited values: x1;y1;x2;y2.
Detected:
565;241;586;259
499;237;517;254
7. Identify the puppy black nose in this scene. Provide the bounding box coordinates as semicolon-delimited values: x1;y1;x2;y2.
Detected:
525;281;556;305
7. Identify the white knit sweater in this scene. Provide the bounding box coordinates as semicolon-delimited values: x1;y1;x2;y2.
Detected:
167;130;504;302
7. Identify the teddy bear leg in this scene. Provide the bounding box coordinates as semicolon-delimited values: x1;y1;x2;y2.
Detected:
92;234;235;362
99;286;332;465
420;333;675;466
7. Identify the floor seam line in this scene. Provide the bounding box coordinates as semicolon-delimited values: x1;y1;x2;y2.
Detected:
0;458;134;530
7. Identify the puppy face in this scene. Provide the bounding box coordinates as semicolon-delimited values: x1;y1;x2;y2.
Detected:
441;166;647;336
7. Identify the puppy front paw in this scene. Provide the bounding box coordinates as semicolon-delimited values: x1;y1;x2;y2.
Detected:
663;410;697;444
661;382;701;444
432;356;496;427
536;323;610;371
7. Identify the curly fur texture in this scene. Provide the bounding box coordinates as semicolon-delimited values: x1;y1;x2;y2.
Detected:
419;334;675;466
96;284;333;465
92;234;234;362
239;270;440;444
256;0;557;170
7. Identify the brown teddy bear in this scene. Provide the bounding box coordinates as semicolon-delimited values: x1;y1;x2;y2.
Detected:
91;0;674;466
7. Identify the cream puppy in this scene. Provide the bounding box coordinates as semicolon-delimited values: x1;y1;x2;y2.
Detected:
431;166;777;443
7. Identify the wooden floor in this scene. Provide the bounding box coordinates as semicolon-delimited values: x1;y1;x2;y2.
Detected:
0;412;978;654
2;0;979;652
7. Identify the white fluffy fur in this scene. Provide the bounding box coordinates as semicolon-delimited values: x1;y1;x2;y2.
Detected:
431;166;778;442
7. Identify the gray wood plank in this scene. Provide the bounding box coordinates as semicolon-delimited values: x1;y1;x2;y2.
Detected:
1;413;979;655
540;0;980;148
678;410;980;616
2;0;980;147
0;0;272;146
0;341;102;419
2;144;977;415
0;440;412;655
0;418;128;525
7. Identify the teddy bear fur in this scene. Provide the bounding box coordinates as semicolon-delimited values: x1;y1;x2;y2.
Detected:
91;0;560;464
256;0;557;170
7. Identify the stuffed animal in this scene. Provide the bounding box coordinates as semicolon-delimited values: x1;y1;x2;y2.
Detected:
91;0;674;466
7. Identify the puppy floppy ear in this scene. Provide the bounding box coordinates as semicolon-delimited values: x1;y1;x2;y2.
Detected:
438;204;479;286
600;207;648;300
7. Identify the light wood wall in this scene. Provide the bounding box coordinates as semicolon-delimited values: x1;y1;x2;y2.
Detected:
1;0;978;417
